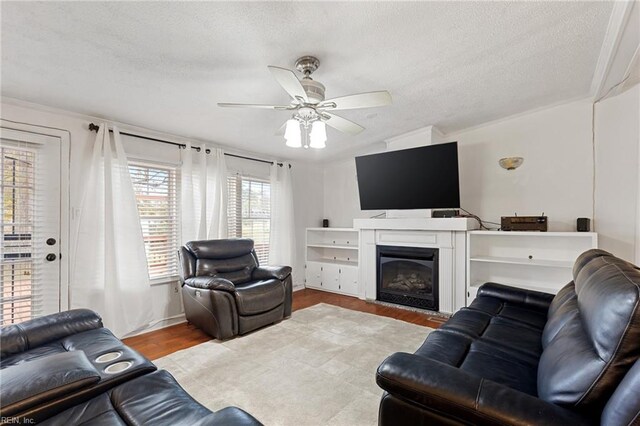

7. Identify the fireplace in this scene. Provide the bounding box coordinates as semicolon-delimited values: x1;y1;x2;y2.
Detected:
377;245;439;311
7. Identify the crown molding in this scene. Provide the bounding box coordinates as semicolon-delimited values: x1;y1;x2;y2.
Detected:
590;1;637;100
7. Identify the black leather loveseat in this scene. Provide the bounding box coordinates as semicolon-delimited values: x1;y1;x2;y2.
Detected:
376;249;640;425
179;238;293;339
0;309;262;425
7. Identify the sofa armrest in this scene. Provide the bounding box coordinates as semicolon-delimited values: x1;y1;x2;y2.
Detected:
376;353;589;426
252;266;292;281
0;351;100;416
184;276;235;292
477;282;555;311
1;309;103;359
192;407;264;426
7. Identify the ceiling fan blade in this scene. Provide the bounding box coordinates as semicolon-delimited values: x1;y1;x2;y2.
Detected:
274;121;287;136
319;91;392;110
324;113;365;135
217;103;290;109
268;66;309;103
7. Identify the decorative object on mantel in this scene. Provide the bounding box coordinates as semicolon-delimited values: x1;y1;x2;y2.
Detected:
499;156;524;170
218;56;392;149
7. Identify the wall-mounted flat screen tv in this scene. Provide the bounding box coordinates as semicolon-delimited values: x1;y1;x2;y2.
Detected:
355;142;460;210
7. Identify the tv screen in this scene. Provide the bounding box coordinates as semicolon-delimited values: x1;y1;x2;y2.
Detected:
355;142;460;210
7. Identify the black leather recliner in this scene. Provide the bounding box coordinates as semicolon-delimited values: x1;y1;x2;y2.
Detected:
179;238;293;340
376;249;640;425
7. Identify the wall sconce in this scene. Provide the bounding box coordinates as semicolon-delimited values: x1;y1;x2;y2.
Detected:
499;157;524;170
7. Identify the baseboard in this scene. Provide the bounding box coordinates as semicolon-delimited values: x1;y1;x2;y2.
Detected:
123;314;186;338
293;285;305;292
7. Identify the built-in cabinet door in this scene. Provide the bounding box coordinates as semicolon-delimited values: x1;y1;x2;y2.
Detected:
305;261;323;288
339;266;358;295
321;264;340;292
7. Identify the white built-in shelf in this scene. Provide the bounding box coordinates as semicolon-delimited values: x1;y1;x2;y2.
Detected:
307;243;358;250
469;256;573;268
466;231;598;305
305;227;360;297
306;227;357;232
469;280;555;294
315;258;358;266
469;230;598;238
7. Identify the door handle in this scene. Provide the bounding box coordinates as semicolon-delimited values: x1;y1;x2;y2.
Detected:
46;238;56;246
46;253;57;262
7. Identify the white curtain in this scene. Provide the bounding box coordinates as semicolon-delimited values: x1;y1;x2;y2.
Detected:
70;124;152;338
269;162;295;267
180;144;228;243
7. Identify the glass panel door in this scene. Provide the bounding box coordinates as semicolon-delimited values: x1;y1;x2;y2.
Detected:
0;129;61;325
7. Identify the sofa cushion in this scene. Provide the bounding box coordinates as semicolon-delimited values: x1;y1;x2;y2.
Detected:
40;370;262;426
234;279;285;315
460;339;539;396
538;250;640;411
602;358;640;426
468;297;548;330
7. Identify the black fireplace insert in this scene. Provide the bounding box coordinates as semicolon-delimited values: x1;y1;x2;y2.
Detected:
377;245;439;311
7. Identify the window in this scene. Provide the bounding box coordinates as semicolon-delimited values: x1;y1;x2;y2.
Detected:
129;162;179;281
227;175;271;264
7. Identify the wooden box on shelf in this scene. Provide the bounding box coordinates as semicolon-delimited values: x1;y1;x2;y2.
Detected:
466;231;598;304
305;228;359;297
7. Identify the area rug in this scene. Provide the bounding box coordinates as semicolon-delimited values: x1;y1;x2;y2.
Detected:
154;303;432;426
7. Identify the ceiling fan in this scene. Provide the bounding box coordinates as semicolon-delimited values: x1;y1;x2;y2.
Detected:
218;56;392;149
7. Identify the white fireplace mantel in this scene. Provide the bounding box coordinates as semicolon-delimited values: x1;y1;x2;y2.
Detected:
353;217;478;314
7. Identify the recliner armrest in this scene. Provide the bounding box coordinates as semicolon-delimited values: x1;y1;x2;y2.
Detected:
477;282;554;311
252;266;292;281
184;276;235;292
0;351;100;417
376;353;589;426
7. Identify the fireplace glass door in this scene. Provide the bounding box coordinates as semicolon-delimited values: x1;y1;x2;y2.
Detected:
377;245;438;311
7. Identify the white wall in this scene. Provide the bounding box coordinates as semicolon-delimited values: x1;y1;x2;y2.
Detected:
323;143;386;227
323;100;594;231
451;100;594;231
322;95;640;261
0;100;320;335
594;84;640;262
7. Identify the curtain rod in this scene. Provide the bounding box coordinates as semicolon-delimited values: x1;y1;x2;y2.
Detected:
88;123;289;168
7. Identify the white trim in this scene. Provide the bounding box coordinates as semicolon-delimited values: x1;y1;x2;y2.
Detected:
122;314;187;339
590;1;637;99
0;120;71;312
383;125;439;145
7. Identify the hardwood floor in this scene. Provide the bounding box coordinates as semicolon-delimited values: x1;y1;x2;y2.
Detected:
124;288;446;360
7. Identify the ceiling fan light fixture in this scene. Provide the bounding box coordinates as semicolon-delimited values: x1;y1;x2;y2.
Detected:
284;119;302;148
309;121;327;149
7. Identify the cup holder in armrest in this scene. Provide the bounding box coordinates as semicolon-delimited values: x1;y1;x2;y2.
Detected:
104;361;133;375
95;351;122;363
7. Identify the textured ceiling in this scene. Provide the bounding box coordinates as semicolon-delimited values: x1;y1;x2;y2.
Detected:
1;1;613;161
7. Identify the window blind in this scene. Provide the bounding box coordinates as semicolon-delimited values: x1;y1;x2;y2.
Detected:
129;162;179;281
227;175;271;265
0;146;40;325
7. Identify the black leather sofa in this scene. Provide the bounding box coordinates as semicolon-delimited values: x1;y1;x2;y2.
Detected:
179;238;293;339
376;249;640;425
0;309;262;425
